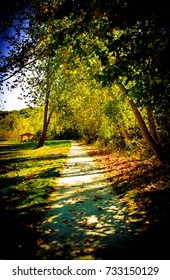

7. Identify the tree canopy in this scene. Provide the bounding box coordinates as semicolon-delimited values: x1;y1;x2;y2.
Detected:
0;0;170;162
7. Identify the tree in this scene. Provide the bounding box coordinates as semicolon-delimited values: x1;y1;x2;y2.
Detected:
23;50;74;147
0;109;39;140
115;82;166;163
36;58;55;147
1;1;170;162
49;60;106;142
104;91;133;142
1;1;169;83
146;106;159;143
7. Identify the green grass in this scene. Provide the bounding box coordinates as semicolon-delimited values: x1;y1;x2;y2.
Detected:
0;140;71;259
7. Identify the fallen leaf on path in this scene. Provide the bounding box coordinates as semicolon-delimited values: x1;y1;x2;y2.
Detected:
87;224;96;229
48;228;56;233
84;248;95;253
75;190;83;194
78;219;87;227
94;196;102;199
76;200;85;203
69;209;77;214
37;239;44;245
86;238;95;244
71;217;76;221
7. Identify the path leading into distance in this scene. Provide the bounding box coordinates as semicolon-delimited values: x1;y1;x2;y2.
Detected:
38;141;136;260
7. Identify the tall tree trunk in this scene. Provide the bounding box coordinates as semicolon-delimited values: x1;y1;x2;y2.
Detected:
121;127;132;141
37;59;57;148
147;106;159;143
127;98;166;162
37;80;55;147
38;107;54;148
115;81;167;163
38;87;50;148
119;112;132;141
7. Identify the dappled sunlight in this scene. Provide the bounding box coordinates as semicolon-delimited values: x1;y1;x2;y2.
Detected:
37;142;140;260
1;140;169;259
36;141;170;260
0;140;71;259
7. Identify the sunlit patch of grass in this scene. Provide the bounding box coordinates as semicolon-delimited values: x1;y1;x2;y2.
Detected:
0;140;71;259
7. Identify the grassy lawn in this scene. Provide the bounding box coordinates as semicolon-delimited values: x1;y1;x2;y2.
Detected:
0;140;71;259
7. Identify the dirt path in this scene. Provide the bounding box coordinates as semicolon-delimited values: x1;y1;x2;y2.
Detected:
38;141;135;260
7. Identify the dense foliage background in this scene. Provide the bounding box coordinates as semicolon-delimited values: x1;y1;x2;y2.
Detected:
0;0;170;162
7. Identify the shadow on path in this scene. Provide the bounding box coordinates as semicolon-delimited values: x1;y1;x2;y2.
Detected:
37;141;169;260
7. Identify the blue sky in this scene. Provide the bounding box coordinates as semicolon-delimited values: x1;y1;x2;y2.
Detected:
0;1;32;111
0;87;29;111
0;27;30;111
